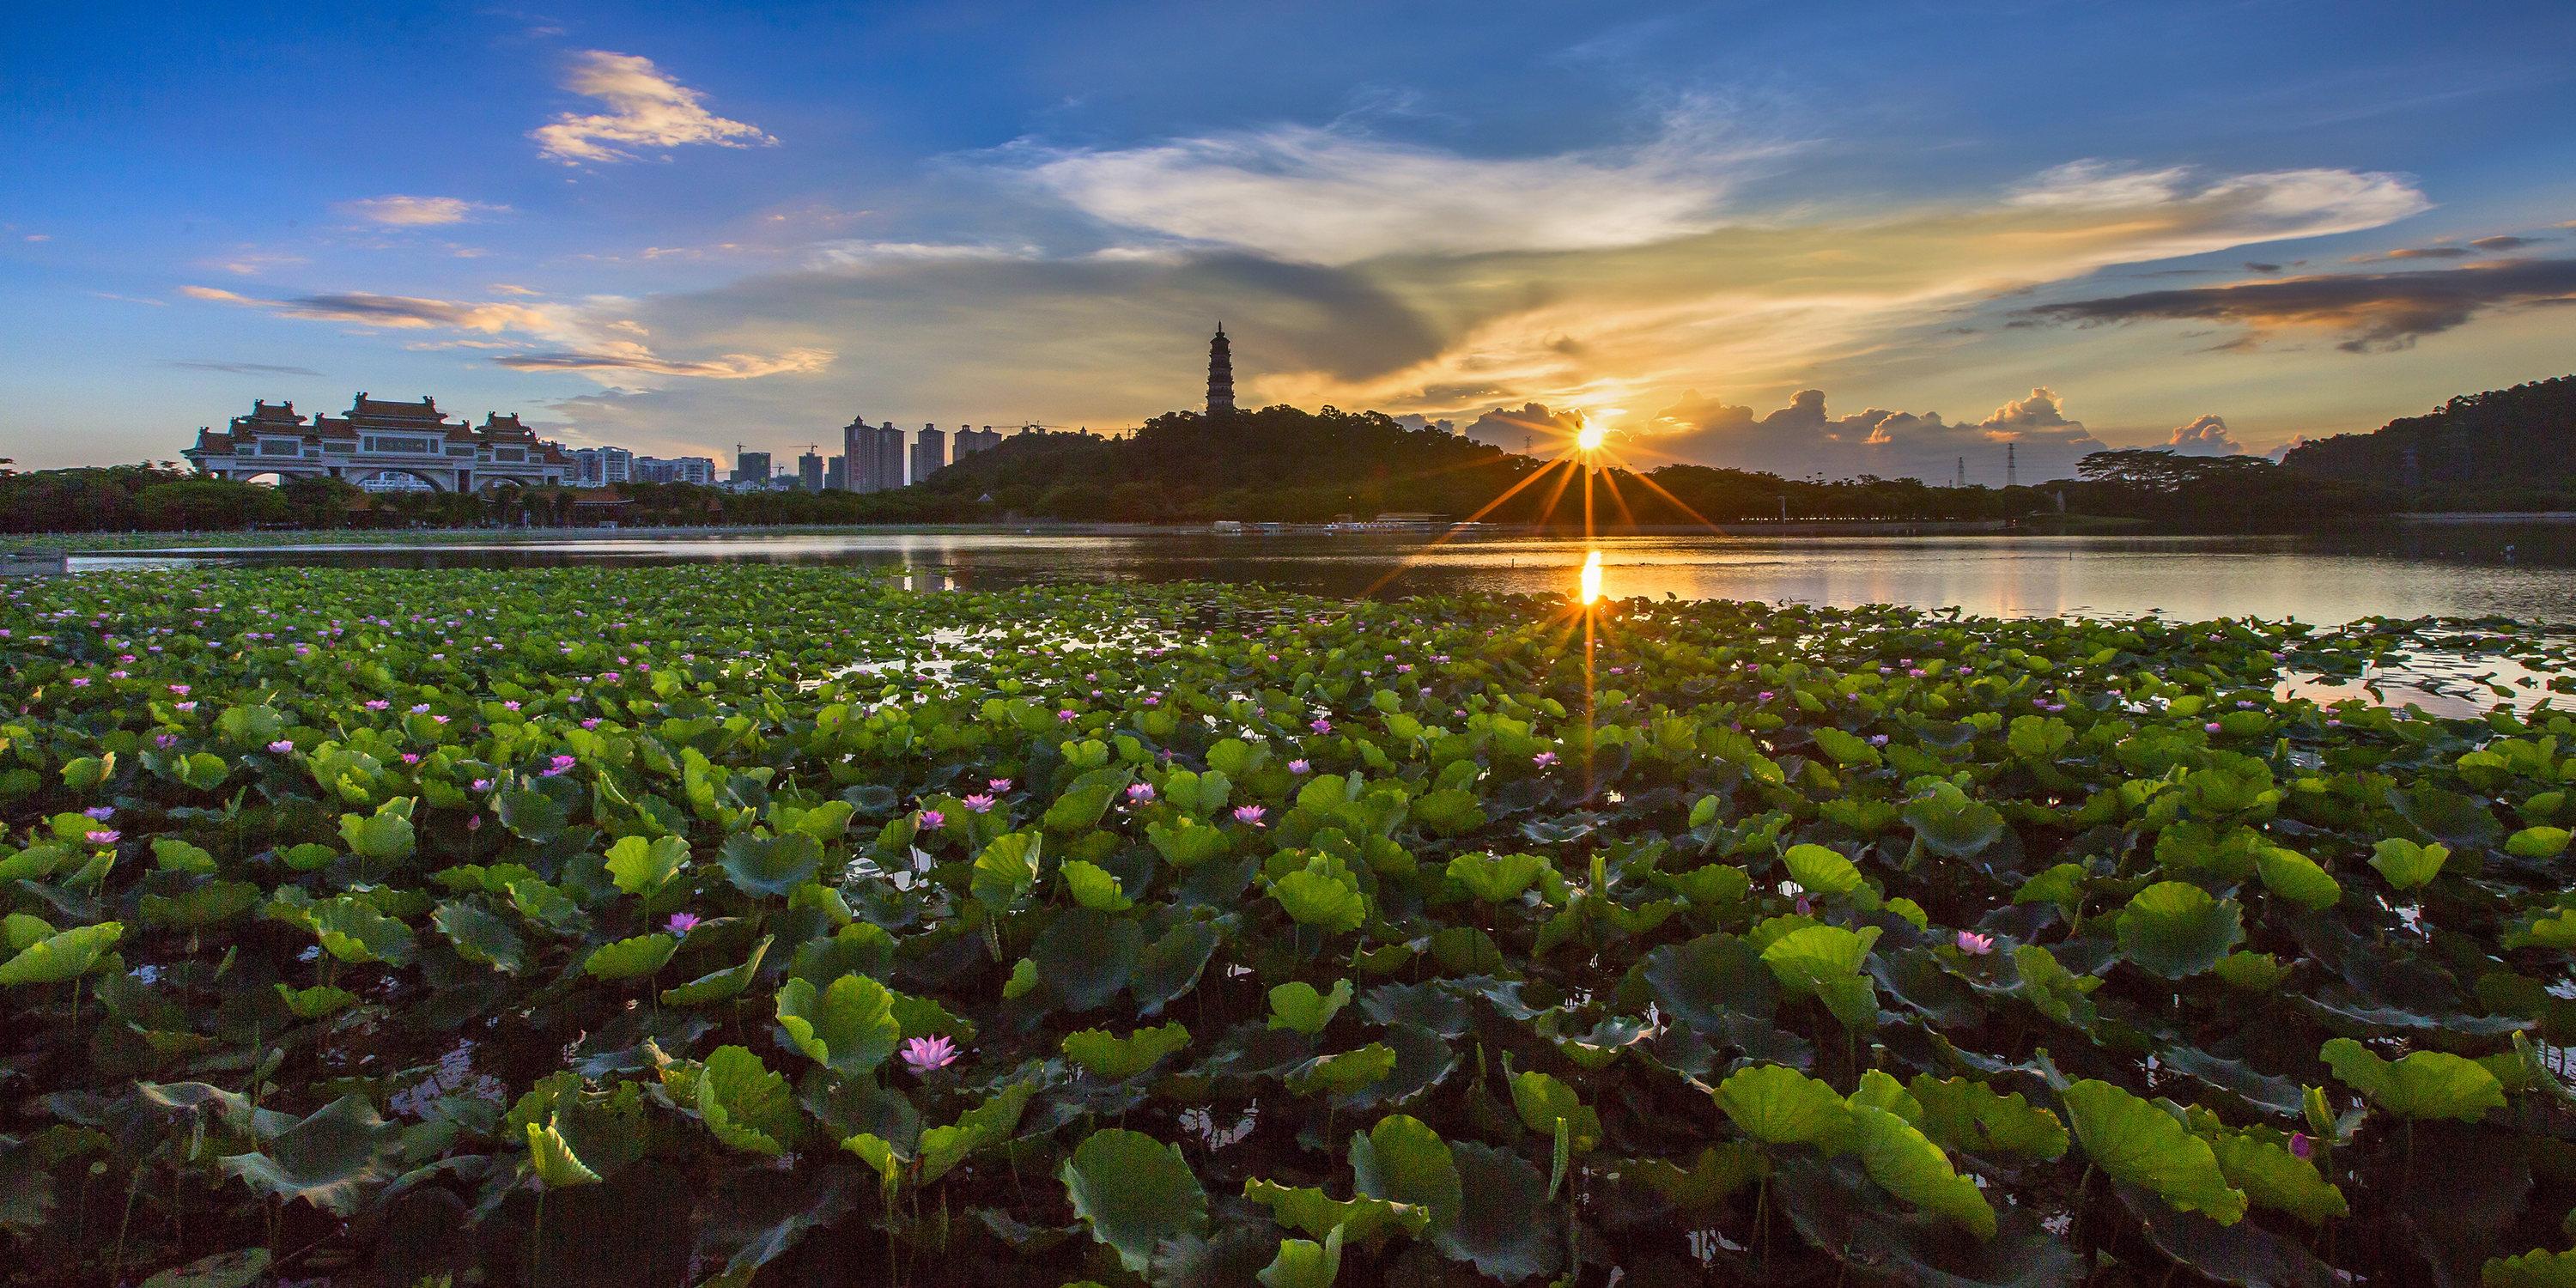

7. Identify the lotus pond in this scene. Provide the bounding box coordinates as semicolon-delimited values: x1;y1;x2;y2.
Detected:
12;566;2576;1286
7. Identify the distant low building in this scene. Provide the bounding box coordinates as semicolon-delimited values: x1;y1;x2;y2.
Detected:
183;393;571;492
825;454;848;491
954;424;1005;458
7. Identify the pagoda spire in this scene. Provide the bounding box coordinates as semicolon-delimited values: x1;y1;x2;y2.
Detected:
1206;324;1236;416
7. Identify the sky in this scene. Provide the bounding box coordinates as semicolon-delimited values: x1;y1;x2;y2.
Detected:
3;0;2573;484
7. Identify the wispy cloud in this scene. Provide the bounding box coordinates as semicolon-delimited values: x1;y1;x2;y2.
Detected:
163;360;324;376
532;51;775;163
493;344;831;379
2020;258;2576;352
998;106;1783;264
337;195;509;227
175;283;826;383
2166;412;2245;454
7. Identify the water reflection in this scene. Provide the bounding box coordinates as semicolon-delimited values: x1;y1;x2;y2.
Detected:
63;522;2576;623
1578;549;1604;605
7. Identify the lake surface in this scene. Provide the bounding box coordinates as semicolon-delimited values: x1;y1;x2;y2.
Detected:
66;522;2576;623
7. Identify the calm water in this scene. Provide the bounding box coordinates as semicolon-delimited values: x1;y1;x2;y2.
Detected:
64;523;2576;623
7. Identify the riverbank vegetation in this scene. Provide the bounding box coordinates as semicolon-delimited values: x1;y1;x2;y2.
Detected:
8;566;2576;1284
4;405;2386;543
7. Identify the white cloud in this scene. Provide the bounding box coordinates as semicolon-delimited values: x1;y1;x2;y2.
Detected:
1000;107;1775;264
2166;413;2246;455
532;51;775;163
1627;386;2108;484
338;195;508;227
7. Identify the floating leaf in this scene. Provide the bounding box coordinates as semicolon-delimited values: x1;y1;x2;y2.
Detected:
2319;1038;2506;1121
2062;1079;2246;1224
1060;1128;1208;1273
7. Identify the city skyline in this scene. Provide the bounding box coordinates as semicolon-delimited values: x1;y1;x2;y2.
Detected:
5;2;2574;480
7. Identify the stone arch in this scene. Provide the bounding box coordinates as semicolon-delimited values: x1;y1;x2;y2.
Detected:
346;467;449;494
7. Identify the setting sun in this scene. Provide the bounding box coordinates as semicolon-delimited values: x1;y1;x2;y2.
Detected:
1576;421;1608;452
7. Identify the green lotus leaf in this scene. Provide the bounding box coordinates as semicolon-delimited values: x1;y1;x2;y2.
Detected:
151;837;217;874
2369;837;2449;890
1289;1043;1397;1096
1903;781;2006;858
216;1095;401;1216
916;1081;1035;1184
1438;1140;1561;1281
2014;943;2101;1025
2508;826;2572;860
1630;1143;1767;1208
659;934;771;1006
1759;923;1882;1027
138;1249;270;1288
337;799;415;862
1258;1224;1344;1288
2208;1132;2347;1224
969;830;1043;910
1446;851;1548;902
433;900;527;974
1273;860;1367;933
1849;1103;1996;1239
1907;1074;2069;1159
2253;846;2341;910
2485;1249;2576;1287
1242;1178;1428;1242
273;982;358;1019
2211;950;2292;992
2062;1079;2246;1224
526;1117;603;1188
775;972;901;1076
0;920;121;987
1031;906;1141;1011
1714;1063;1850;1148
310;901;417;967
1060;1128;1208;1273
1062;1023;1191;1079
1268;978;1354;1036
2318;1037;2506;1121
1508;1070;1602;1152
1413;787;1486;835
605;834;690;897
1812;726;1882;767
2504;907;2576;950
2114;881;2244;978
1043;767;1133;834
1145;817;1231;867
582;932;677;981
1061;858;1135;912
1780;842;1865;897
495;787;570;841
681;1044;805;1156
717;830;823;898
1351;1115;1463;1232
140;879;258;930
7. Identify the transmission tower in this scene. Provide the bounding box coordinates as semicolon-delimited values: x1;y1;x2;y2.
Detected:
2006;443;2017;489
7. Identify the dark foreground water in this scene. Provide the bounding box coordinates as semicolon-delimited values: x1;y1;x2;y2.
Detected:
67;523;2576;623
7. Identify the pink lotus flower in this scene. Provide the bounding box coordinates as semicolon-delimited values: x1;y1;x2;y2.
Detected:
541;755;577;776
963;793;996;813
666;912;702;935
1127;783;1157;804
1057;708;1078;722
2204;722;2222;733
901;1035;960;1073
1287;759;1310;775
2288;1132;2314;1160
83;806;112;820
364;700;389;710
1955;931;1996;956
918;809;946;830
266;739;294;754
1233;805;1267;827
1309;717;1332;734
1533;750;1559;768
987;777;1012;792
84;829;118;845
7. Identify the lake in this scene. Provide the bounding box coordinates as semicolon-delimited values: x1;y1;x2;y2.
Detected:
64;523;2576;623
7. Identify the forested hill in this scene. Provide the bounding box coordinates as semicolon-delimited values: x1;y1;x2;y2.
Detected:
914;406;1545;522
2279;374;2576;507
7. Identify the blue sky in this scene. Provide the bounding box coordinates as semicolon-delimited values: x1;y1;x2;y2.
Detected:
3;0;2572;481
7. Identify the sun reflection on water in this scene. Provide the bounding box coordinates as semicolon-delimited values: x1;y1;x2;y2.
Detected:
1578;548;1603;604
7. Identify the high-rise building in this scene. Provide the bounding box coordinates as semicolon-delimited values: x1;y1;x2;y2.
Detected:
825;455;848;492
953;424;1005;459
733;449;772;486
850;418;905;492
841;413;871;492
635;455;717;485
798;451;824;492
1206;325;1236;416
571;446;634;486
912;424;948;483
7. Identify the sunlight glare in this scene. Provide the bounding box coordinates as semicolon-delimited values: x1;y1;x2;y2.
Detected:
1578;549;1603;604
1576;421;1607;452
